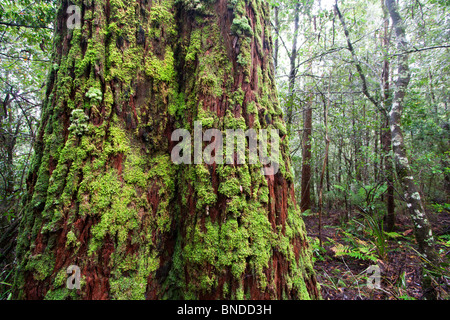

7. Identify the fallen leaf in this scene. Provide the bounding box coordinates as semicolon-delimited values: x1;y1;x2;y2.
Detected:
403;229;413;236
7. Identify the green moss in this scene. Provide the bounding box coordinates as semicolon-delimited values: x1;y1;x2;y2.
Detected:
237;165;251;193
86;87;102;103
68;109;89;136
218;177;241;198
25;252;55;281
274;120;287;136
145;48;176;83
185;29;202;63
110;249;160;300
66;230;79;248
168;91;186;117
183;216;251;291
14;0;319;301
197;103;217;128
242;202;273;289
226;195;247;217
224;110;247;130
229;87;245;109
218;218;250;278
233;285;245;300
193;164;217;210
109;277;146;300
199;70;224;97
44;287;79;300
231;16;253;37
247;101;258;115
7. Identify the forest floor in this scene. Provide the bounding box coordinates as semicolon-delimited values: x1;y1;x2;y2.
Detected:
1;207;449;300
304;208;450;300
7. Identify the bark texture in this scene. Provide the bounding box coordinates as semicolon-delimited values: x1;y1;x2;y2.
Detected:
13;0;320;300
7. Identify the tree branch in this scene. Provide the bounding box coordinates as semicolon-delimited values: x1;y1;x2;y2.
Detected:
334;1;385;116
0;21;53;30
391;44;450;56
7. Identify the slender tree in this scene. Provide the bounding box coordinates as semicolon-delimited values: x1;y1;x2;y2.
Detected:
335;1;396;228
381;0;395;232
12;0;320;300
273;3;280;73
286;1;301;136
300;92;313;213
386;0;440;299
299;11;316;214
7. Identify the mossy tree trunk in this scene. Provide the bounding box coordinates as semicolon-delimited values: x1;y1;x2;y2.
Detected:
13;0;320;300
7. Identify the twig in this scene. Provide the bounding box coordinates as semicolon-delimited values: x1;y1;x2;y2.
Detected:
0;21;53;30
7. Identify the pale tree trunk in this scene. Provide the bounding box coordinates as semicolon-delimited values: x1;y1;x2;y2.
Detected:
381;0;395;232
273;4;280;73
336;2;395;226
286;2;301;136
386;0;440;299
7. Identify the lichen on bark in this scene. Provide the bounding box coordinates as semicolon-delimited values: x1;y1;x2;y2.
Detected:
13;0;320;300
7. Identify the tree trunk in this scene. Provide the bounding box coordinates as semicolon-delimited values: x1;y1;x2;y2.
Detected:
13;0;320;300
273;4;279;73
382;118;395;232
317;73;332;247
386;0;440;299
381;1;395;232
286;2;301;136
300;94;313;213
299;15;316;214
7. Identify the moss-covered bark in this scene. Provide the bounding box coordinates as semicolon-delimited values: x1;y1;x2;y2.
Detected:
13;0;320;300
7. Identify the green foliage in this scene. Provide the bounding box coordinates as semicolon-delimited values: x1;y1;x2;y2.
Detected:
329;231;379;263
310;237;326;262
361;213;387;261
0;268;13;300
331;242;378;263
0;0;55;221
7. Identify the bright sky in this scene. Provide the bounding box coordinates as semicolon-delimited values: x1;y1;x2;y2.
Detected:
320;0;336;11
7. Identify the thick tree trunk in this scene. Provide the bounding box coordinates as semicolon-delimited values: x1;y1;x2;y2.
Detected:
13;0;320;300
386;0;440;299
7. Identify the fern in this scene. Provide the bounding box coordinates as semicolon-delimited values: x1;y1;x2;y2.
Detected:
330;238;378;263
331;243;351;256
